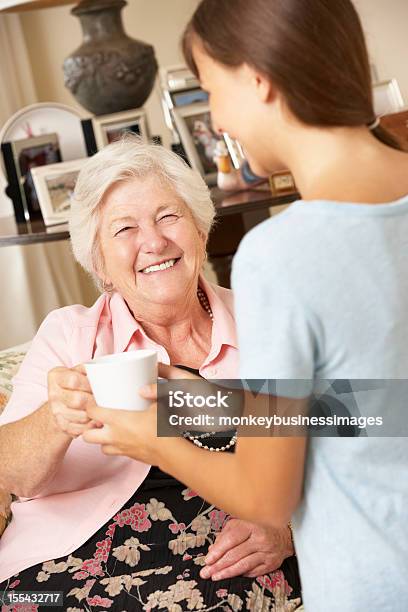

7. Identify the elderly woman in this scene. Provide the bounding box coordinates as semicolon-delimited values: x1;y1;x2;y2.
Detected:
0;137;300;610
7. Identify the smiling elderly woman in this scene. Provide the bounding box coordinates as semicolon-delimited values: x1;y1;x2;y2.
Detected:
0;136;300;610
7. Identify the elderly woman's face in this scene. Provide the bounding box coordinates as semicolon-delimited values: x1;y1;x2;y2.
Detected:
98;176;206;308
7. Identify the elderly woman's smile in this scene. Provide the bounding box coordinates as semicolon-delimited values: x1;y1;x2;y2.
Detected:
139;257;180;274
98;175;206;312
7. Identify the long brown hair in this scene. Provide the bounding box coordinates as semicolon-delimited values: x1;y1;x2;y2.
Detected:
183;0;401;150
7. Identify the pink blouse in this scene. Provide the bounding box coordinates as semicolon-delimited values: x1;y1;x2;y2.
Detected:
0;277;238;582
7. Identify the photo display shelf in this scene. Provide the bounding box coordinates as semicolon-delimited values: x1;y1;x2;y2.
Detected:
0;102;88;225
0;103;151;226
160;65;248;185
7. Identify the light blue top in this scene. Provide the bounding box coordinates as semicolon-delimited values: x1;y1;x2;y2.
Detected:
231;195;408;612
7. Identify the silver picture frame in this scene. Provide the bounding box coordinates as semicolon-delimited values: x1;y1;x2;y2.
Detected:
30;158;86;226
172;102;226;185
91;108;150;150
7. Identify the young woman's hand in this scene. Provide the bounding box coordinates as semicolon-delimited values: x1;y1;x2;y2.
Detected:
200;519;294;580
138;362;202;402
82;362;201;462
82;401;161;464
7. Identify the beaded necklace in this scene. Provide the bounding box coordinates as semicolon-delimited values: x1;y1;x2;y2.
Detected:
182;429;238;452
197;286;213;320
181;287;237;453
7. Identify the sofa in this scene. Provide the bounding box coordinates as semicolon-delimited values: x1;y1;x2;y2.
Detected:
0;343;29;536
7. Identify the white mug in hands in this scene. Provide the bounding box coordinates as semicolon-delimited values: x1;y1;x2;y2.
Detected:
84;350;158;411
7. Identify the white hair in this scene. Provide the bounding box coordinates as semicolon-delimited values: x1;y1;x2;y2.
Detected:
69;134;215;288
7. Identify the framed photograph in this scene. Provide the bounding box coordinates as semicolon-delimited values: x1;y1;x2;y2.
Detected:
30;158;86;226
160;64;210;140
373;79;405;116
1;133;62;223
0;102;87;178
269;171;297;197
170;88;208;108
172;102;225;184
162;65;200;93
83;108;150;154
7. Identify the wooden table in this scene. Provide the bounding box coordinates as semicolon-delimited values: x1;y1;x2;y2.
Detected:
0;187;299;287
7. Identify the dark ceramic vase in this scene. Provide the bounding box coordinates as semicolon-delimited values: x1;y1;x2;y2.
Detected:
63;0;158;116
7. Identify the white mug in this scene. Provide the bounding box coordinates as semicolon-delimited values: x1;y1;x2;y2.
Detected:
84;349;157;411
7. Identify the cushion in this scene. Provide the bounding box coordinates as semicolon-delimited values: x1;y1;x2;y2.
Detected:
0;343;30;536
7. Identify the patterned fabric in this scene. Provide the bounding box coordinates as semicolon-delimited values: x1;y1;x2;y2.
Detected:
0;342;303;610
0;345;28;414
0;466;302;611
0;344;29;538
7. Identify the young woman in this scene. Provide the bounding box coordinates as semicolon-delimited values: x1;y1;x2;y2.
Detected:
83;1;408;610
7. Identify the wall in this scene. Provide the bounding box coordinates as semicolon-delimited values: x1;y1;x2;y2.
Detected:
354;0;408;103
19;0;408;140
20;0;200;147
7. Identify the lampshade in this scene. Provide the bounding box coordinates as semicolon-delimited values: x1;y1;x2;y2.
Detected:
0;0;74;11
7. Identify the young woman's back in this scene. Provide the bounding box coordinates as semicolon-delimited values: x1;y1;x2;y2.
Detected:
184;0;408;609
232;189;408;610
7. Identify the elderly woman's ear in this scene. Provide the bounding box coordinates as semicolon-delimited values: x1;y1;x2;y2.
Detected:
198;230;208;257
97;266;114;294
94;251;114;294
199;230;208;246
96;266;114;293
102;279;115;293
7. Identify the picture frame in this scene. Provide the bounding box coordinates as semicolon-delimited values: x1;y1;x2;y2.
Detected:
82;108;150;154
1;133;62;223
0;102;87;179
159;64;206;138
30;158;86;226
269;171;297;197
373;79;405;116
171;102;225;184
171;88;209;108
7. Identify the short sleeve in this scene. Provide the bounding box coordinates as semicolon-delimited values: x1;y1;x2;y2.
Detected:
0;309;74;426
231;234;316;394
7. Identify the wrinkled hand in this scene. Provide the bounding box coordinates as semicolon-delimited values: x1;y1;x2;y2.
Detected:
200;518;294;580
48;364;100;438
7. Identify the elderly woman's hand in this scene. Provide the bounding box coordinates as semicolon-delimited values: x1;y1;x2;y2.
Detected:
81;363;194;462
200;519;294;580
48;365;100;438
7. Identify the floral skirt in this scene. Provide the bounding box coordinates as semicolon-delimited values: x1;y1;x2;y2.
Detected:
0;467;301;612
